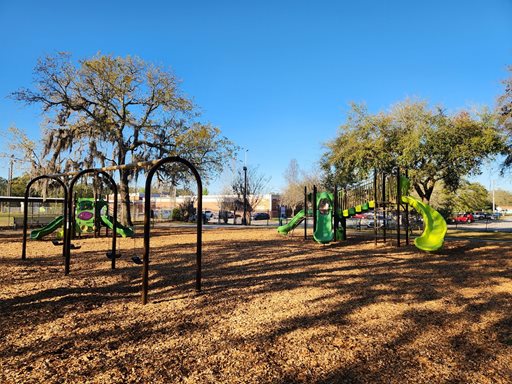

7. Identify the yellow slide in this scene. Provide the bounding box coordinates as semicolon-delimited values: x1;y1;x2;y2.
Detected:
401;196;447;252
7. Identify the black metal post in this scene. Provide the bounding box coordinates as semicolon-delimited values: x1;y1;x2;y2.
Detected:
396;167;401;247
405;169;410;246
93;181;99;238
312;185;317;233
243;166;248;225
341;188;347;241
142;156;203;305
304;186;307;240
333;185;339;241
22;176;68;262
374;171;378;245
382;172;387;243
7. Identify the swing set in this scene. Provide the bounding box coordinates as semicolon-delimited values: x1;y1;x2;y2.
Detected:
20;156;203;305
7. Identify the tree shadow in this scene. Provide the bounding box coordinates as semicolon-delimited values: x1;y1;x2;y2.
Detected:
1;231;512;382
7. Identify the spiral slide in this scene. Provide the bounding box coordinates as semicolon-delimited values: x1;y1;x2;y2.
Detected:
401;196;447;252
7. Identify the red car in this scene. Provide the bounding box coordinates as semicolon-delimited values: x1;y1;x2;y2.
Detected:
453;213;474;223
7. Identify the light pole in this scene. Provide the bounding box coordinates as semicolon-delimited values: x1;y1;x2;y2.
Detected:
7;155;14;197
7;155;14;222
242;149;248;225
492;179;496;213
243;165;248;225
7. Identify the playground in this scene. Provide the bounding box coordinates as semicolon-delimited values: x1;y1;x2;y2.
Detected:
1;226;512;383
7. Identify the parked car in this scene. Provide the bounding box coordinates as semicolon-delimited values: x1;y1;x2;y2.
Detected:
453;213;474;223
203;210;214;220
189;213;209;223
366;215;390;228
219;210;235;219
472;212;486;220
252;212;270;220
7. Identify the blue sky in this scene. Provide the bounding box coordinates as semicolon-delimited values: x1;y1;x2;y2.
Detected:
0;0;511;193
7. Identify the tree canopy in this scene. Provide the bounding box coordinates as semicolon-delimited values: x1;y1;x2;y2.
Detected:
497;65;512;168
322;100;504;202
12;52;236;224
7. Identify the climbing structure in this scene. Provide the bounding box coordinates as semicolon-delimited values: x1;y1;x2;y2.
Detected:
278;169;447;252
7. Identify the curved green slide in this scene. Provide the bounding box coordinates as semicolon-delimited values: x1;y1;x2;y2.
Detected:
401;196;447;252
100;215;134;238
277;209;306;234
30;215;64;240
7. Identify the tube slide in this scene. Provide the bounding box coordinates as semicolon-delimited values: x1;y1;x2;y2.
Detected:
313;212;333;243
401;196;447;252
100;215;134;238
313;191;334;244
30;216;64;240
277;210;306;235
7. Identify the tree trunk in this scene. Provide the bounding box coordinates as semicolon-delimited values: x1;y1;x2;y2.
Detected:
413;181;435;204
119;168;132;226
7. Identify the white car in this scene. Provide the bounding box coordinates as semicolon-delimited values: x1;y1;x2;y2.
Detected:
203;210;214;220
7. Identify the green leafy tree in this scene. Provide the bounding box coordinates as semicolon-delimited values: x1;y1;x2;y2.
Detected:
323;100;504;202
0;177;8;195
493;188;512;207
452;182;491;213
10;174;40;197
11;52;235;225
497;65;512;168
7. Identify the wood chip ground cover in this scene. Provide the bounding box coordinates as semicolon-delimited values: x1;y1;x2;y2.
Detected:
1;227;511;383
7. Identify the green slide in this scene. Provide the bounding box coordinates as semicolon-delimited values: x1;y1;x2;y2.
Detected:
100;215;134;238
30;215;64;240
313;191;334;244
401;196;447;252
277;209;306;234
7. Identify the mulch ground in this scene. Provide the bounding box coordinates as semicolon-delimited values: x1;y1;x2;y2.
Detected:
1;226;512;383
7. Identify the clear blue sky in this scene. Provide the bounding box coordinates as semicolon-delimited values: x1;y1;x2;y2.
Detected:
0;0;511;192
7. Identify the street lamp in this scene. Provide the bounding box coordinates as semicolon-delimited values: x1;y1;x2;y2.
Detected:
243;165;248;225
7;155;14;197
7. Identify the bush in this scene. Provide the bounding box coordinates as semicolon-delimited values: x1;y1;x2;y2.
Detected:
171;208;182;221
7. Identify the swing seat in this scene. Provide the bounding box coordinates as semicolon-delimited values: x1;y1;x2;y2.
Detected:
131;256;143;265
53;240;80;249
106;251;120;259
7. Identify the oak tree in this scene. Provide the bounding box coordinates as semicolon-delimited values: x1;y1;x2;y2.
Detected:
323;100;503;203
12;53;235;224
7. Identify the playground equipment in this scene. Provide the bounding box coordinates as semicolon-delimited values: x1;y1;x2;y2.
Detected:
22;175;69;261
20;156;203;305
277;209;309;235
29;197;134;240
278;169;447;252
400;196;447;251
29;215;65;240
